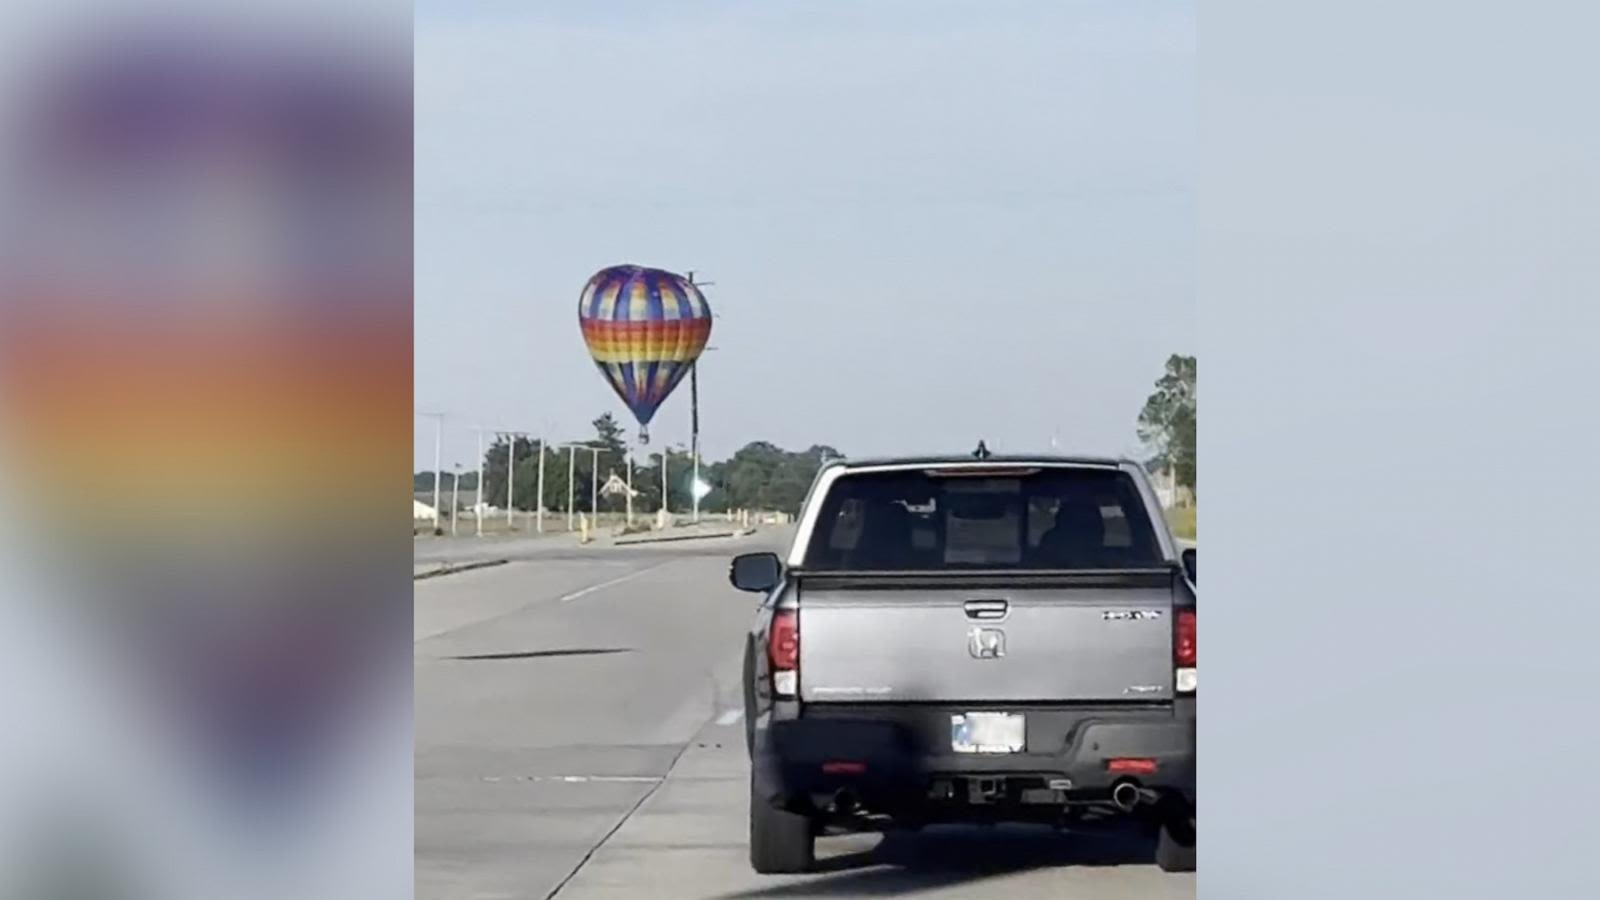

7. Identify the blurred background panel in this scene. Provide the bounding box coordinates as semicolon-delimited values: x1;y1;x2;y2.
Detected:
0;3;411;899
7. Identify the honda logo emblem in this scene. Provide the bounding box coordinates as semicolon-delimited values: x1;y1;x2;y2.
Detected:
968;627;1006;659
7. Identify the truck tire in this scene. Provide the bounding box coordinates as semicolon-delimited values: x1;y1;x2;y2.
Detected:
749;781;814;874
1155;813;1196;873
741;645;756;757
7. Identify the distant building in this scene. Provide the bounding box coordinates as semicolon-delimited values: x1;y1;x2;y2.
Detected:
599;472;638;498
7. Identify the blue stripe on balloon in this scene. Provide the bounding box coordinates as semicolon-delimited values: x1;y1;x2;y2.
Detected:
643;274;666;404
618;360;637;404
646;271;666;323
609;272;624;322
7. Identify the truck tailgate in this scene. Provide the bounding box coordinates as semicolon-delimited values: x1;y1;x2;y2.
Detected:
797;570;1177;704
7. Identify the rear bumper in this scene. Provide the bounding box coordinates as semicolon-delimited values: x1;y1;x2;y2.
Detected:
753;702;1195;812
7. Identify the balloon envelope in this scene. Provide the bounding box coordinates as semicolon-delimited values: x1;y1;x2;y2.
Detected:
577;265;712;440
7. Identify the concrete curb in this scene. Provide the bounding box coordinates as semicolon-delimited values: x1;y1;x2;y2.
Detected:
414;558;510;580
612;527;754;546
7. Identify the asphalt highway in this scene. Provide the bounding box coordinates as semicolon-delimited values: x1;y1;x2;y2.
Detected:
415;529;1195;899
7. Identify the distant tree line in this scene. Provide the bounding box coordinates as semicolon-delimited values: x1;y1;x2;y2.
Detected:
421;363;1195;517
416;412;840;516
414;471;477;492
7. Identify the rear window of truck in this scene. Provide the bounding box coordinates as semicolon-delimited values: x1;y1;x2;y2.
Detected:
803;466;1163;570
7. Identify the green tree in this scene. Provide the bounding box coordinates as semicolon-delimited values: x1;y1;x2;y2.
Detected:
480;435;537;510
414;471;478;493
466;414;840;519
1137;354;1197;495
633;447;698;512
709;441;837;515
592;413;627;457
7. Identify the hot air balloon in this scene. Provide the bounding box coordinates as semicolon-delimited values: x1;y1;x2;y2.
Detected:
577;265;712;443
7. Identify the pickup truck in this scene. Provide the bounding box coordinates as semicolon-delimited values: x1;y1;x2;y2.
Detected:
730;453;1196;873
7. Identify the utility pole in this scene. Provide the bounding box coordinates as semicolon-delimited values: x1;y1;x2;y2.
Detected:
450;464;461;537
625;446;634;526
503;431;517;530
558;443;596;531
419;412;444;530
591;448;601;521
473;427;486;536
685;271;712;524
689;364;700;521
536;437;546;533
565;444;577;530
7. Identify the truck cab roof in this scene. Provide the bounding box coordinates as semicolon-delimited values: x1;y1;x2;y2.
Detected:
821;452;1135;471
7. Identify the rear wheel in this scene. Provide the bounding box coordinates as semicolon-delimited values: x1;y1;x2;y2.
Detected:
1155;811;1196;873
741;646;757;757
749;780;815;874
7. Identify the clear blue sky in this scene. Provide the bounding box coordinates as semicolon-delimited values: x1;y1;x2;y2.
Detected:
415;0;1193;470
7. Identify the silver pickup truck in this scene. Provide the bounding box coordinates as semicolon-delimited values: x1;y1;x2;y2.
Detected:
730;452;1196;873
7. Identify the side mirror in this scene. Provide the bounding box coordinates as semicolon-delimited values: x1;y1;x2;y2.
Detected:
1181;547;1196;585
730;552;783;593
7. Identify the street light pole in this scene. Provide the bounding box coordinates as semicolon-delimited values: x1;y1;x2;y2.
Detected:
450;464;460;537
503;432;517;530
690;363;700;522
432;417;443;531
474;427;485;536
566;444;576;530
685;271;713;525
419;412;444;530
536;437;546;533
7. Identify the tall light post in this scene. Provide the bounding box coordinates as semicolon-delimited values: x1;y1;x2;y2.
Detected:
501;431;519;531
688;349;717;522
558;443;595;531
684;271;715;525
472;427;487;536
565;444;577;530
624;445;633;526
450;463;461;537
418;412;445;529
535;436;546;533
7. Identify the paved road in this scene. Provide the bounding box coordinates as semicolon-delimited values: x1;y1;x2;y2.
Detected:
416;531;1195;899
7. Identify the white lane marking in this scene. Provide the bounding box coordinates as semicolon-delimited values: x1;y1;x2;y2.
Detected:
558;561;673;603
481;775;663;784
715;708;743;726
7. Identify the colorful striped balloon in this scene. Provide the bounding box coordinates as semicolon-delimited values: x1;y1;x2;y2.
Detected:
577;265;712;442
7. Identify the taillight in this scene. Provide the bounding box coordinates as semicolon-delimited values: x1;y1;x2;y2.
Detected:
1175;608;1196;693
769;610;799;697
1175;609;1196;665
769;610;798;669
1107;758;1159;775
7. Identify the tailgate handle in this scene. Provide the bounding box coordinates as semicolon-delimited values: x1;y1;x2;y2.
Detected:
964;599;1009;620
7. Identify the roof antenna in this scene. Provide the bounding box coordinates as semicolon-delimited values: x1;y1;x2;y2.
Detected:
973;440;991;460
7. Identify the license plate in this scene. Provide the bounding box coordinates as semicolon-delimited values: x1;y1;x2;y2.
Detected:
951;712;1025;753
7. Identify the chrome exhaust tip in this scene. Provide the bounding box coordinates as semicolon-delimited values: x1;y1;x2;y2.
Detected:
832;790;859;814
1111;782;1157;811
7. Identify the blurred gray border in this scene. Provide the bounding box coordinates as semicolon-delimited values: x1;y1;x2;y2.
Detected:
1202;2;1599;897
